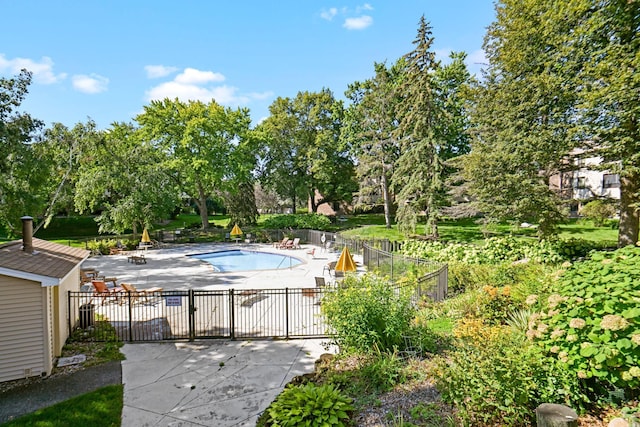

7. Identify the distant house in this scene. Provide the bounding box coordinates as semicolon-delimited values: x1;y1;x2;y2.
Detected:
308;189;351;216
550;149;620;216
0;217;89;383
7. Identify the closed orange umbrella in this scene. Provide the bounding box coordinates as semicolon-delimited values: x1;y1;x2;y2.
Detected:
141;228;151;243
230;224;243;236
335;246;356;272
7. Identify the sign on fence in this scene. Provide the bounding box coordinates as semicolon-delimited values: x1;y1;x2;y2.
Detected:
165;296;182;306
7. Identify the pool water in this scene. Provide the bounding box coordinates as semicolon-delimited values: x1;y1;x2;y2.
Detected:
189;250;303;272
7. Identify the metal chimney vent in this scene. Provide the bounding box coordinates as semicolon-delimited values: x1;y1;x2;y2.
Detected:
21;216;34;253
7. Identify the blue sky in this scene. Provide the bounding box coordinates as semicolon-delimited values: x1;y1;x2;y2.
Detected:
1;1;495;130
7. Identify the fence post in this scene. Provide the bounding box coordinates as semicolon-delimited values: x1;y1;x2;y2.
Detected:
67;291;72;335
127;292;133;342
188;290;195;341
229;289;235;340
285;288;290;339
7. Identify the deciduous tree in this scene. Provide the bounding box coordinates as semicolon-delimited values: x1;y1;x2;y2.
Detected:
344;60;404;228
0;70;47;234
258;89;356;214
136;98;252;229
74;122;178;235
460;0;580;237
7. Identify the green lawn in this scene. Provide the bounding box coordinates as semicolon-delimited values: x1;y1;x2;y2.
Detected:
340;217;618;244
2;385;123;427
2;214;619;247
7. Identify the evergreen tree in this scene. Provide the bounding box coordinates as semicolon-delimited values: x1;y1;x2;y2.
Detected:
392;17;471;237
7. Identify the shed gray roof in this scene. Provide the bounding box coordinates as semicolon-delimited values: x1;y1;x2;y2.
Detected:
0;238;89;282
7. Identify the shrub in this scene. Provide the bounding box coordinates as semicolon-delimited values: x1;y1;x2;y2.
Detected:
266;383;353;427
434;322;585;426
529;246;640;399
580;200;617;227
321;274;415;353
261;213;332;230
479;285;521;325
399;237;616;265
447;261;552;302
86;239;116;255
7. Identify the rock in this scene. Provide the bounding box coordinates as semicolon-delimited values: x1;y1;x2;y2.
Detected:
535;403;578;427
57;354;86;367
608;418;629;427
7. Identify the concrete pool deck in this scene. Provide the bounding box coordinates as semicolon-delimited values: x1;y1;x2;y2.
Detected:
81;242;364;292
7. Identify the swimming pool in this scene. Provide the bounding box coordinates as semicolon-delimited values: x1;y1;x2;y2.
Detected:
189;250;303;272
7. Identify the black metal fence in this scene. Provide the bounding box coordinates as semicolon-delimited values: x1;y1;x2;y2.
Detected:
362;244;448;302
69;287;329;342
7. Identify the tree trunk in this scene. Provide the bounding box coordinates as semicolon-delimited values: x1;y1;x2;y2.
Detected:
618;170;639;247
197;184;209;230
291;193;297;214
535;403;578;427
381;171;392;229
309;189;318;213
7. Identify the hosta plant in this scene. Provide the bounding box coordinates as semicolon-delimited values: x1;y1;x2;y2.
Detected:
267;382;353;427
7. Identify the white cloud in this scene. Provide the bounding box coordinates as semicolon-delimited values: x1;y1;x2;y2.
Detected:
175;67;225;84
146;81;238;104
0;54;66;84
145;68;273;108
145;65;179;78
72;74;109;94
343;15;373;30
356;3;373;12
320;7;338;20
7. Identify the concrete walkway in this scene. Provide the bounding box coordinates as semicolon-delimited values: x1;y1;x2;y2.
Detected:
121;339;335;427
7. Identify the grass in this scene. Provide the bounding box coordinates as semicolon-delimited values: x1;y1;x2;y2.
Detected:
1;212;619;246
2;384;123;427
341;216;618;244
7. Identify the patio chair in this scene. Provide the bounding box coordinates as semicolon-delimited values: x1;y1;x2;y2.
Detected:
283;237;300;249
322;261;337;277
275;238;290;249
127;254;146;264
81;270;104;285
315;277;326;287
120;283;163;304
91;280;124;305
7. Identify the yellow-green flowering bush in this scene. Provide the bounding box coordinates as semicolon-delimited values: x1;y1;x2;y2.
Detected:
399;237;615;265
530;246;640;398
434;320;583;426
321;274;415;353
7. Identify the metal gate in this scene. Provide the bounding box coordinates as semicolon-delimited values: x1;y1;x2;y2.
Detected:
69;287;328;342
